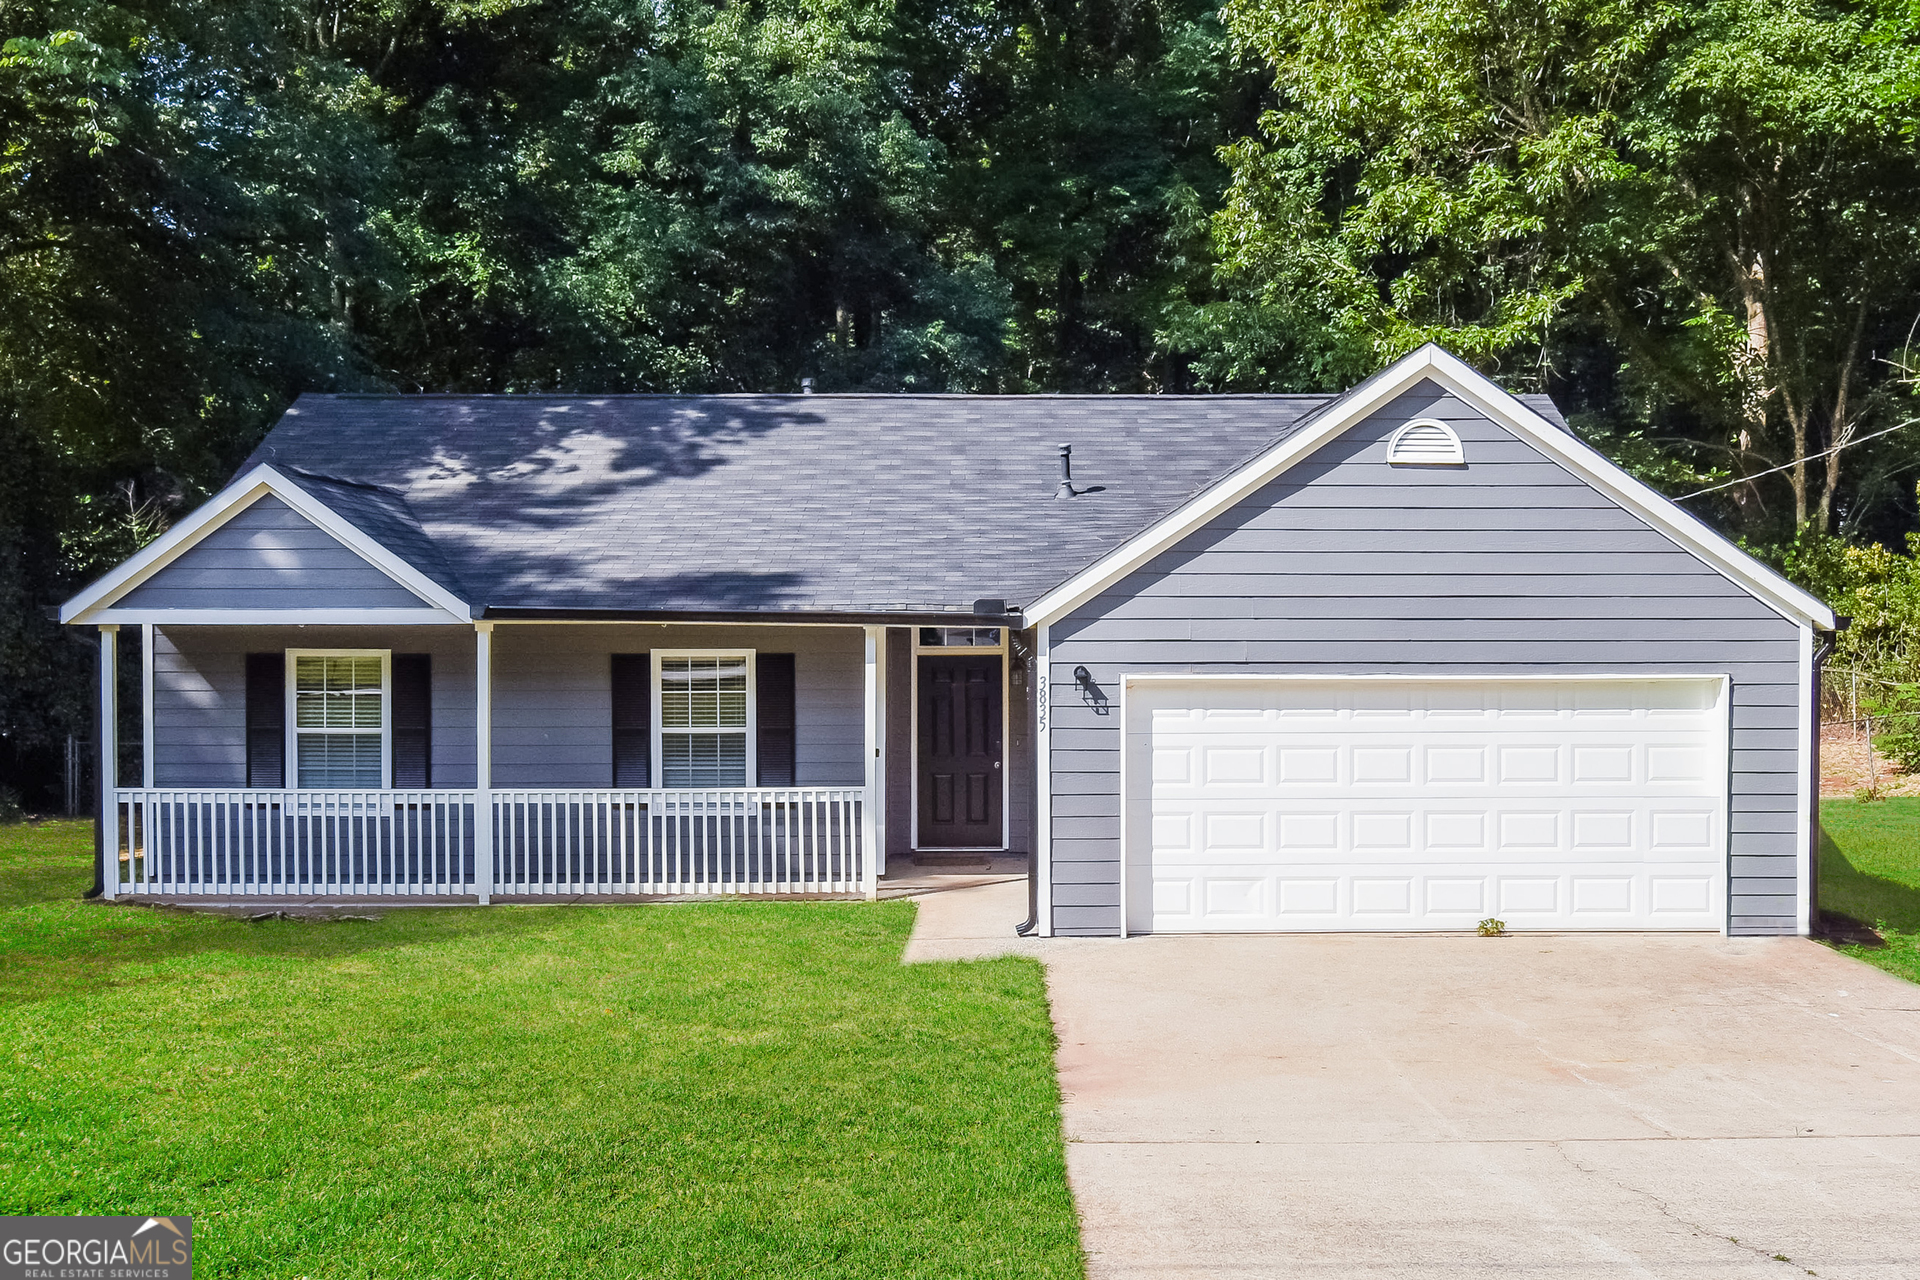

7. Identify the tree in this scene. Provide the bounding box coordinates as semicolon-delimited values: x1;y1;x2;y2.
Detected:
1178;0;1920;537
0;1;384;804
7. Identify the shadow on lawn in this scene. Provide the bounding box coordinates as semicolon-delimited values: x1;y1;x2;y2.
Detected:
0;897;577;1008
1819;831;1920;940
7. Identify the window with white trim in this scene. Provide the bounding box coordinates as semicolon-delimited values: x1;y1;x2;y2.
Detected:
917;626;1004;649
289;651;389;788
657;652;754;787
1385;418;1465;465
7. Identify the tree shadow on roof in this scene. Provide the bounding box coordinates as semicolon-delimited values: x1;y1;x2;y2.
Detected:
271;398;834;607
484;569;815;612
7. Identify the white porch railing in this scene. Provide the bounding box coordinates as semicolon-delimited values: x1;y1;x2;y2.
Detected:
112;789;481;897
111;786;868;898
491;789;866;896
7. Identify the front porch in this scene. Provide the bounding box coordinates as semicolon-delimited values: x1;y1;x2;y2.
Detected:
95;619;1030;901
110;784;869;899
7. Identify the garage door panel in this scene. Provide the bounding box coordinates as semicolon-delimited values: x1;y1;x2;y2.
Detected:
1128;677;1727;932
1649;876;1715;914
1202;746;1266;784
1147;864;1724;931
1497;877;1559;914
1156;799;1718;862
1280;747;1338;782
1352;878;1413;914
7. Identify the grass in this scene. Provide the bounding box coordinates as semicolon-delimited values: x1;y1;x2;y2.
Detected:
0;820;1082;1278
1819;797;1920;985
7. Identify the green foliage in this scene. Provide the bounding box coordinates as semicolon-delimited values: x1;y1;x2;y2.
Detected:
1766;530;1920;679
1866;684;1920;775
0;821;1084;1277
1186;0;1920;540
15;0;1920;804
1763;530;1920;764
0;0;1249;802
0;0;385;789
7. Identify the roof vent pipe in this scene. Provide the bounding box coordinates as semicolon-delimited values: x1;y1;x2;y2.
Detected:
800;377;815;395
1056;442;1078;499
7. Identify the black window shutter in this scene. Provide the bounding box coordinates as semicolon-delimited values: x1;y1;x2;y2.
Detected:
392;654;432;789
611;653;651;786
244;653;285;789
757;654;796;786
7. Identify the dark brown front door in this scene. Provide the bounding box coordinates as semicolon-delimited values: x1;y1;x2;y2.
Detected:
918;655;1003;847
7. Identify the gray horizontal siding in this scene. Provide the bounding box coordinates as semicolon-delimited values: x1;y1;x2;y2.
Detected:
151;626;478;786
1080;594;1783;623
1047;378;1807;938
1088;574;1752;599
152;622;871;790
120;494;435;610
491;624;866;788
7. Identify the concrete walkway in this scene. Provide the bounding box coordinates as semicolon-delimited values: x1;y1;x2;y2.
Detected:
903;884;1920;1278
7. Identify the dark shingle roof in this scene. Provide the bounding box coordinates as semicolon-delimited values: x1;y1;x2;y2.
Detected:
277;467;469;602
245;393;1349;616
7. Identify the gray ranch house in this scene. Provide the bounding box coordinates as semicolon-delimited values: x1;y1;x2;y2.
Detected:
63;346;1836;937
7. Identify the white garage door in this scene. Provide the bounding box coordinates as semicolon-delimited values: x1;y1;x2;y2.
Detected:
1126;677;1728;933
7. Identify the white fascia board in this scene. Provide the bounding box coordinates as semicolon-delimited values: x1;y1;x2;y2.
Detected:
1022;344;1836;631
62;463;472;624
87;608;465;626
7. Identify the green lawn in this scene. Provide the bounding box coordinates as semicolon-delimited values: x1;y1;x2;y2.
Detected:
1820;797;1920;985
0;820;1082;1278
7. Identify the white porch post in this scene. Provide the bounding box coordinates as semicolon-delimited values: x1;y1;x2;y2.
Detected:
862;625;883;899
99;624;119;900
141;622;155;788
475;621;494;904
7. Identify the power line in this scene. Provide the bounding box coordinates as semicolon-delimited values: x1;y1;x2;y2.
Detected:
1674;421;1912;499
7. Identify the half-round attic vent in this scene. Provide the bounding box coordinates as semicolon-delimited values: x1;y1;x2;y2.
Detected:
1385;418;1465;466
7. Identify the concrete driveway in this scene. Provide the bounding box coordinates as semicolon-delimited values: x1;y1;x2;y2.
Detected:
907;883;1920;1278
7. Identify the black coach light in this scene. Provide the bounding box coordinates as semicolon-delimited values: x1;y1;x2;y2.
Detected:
1072;665;1110;715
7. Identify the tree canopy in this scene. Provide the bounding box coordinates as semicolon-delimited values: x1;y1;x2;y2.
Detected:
5;0;1920;802
1175;0;1920;539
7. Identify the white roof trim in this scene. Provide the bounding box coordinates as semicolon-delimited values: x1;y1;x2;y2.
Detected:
61;464;472;624
84;609;465;626
1023;344;1835;629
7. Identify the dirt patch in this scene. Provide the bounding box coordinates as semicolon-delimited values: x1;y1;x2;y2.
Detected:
1820;725;1920;798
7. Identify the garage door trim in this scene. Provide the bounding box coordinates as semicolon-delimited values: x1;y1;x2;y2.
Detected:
1117;672;1733;937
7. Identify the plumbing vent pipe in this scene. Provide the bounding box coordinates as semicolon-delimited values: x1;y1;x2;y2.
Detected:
1055;442;1077;499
